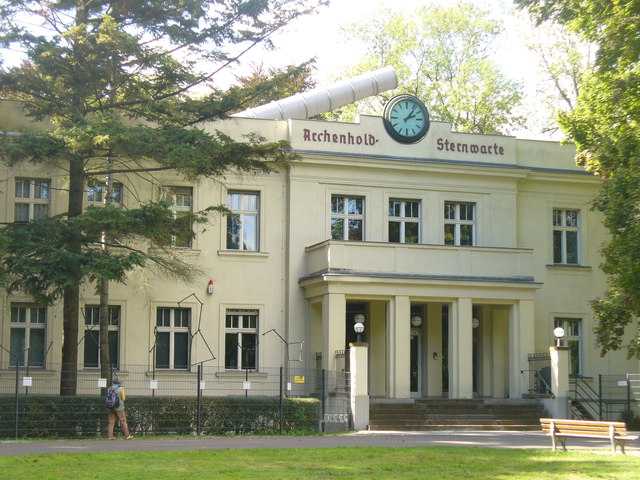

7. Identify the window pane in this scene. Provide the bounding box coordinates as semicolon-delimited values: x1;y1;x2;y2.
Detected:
405;222;419;244
175;308;191;328
347;197;363;215
34;180;49;200
553;230;563;263
444;202;455;220
157;308;170;327
11;305;26;323
111;183;123;204
227;192;240;211
10;328;25;367
566;210;578;227
331;218;344;240
242;333;257;370
553;209;562;226
108;331;119;368
109;306;120;326
15;179;30;199
444;224;455;245
248;315;257;329
225;333;238;369
83;330;99;368
33;204;48;220
242;193;258;212
460;224;473;245
28;329;45;367
569;340;580;376
389;200;401;217
407;201;419;218
566;231;578;264
174;212;192;248
242;214;258;251
15;203;29;222
174;332;189;369
155;332;170;368
227;214;241;249
389;221;401;243
348;219;363;241
460;203;474;221
331;195;343;214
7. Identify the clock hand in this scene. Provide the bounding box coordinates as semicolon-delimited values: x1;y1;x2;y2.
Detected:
403;106;417;122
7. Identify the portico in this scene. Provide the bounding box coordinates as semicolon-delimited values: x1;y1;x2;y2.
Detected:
301;240;540;400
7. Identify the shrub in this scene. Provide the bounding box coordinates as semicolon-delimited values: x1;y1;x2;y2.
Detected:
0;395;320;438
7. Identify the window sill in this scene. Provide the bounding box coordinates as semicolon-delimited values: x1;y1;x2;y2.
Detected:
217;250;269;258
144;369;195;376
0;368;56;377
546;264;592;271
148;247;201;256
215;370;268;379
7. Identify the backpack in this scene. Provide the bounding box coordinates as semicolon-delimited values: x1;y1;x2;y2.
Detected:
104;386;120;409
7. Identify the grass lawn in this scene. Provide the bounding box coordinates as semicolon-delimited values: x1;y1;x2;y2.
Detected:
1;447;639;480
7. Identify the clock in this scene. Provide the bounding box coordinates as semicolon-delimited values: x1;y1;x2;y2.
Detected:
383;94;430;144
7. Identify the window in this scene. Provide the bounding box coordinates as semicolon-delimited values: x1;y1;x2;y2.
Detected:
164;187;193;248
389;199;420;244
83;305;120;369
553;209;579;264
331;195;364;241
155;307;191;369
554;318;582;377
14;178;50;222
9;303;47;367
226;192;259;251
225;309;258;370
444;201;475;246
87;182;123;206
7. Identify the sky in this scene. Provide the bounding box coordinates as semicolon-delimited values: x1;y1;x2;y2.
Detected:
0;0;569;140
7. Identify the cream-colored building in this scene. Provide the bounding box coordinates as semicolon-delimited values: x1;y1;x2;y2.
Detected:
1;107;639;400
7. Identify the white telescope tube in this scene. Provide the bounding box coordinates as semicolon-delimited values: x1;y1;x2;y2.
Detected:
232;66;397;120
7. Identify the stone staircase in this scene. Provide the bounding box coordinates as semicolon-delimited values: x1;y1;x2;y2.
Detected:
369;399;545;431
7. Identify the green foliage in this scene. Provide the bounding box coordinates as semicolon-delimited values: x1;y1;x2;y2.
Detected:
341;2;524;134
517;0;640;357
0;395;320;438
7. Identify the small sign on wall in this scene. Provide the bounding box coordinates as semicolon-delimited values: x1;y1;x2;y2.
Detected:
150;379;159;390
199;381;206;390
22;376;32;387
293;375;305;384
242;381;251;390
618;380;628;387
287;382;292;391
97;378;107;388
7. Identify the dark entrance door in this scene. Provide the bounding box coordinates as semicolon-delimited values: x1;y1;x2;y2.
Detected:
410;333;420;395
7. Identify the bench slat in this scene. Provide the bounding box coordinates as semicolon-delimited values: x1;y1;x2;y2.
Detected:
542;424;627;434
540;418;625;428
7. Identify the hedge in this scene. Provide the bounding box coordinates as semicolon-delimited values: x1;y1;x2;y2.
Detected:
0;395;320;438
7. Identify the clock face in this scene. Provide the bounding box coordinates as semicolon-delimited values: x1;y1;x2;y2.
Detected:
383;95;430;144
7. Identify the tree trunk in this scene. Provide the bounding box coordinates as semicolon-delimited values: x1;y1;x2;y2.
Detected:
60;156;85;395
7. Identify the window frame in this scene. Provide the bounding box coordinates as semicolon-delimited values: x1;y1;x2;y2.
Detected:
443;201;476;246
224;309;259;371
82;305;121;369
552;208;580;265
9;303;47;368
330;194;365;241
14;178;50;223
154;307;192;370
226;191;260;251
388;198;421;244
163;186;194;249
554;317;583;377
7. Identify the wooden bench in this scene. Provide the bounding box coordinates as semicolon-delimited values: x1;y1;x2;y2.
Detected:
540;418;638;453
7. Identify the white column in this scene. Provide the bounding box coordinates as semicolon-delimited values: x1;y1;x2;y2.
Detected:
548;345;570;418
350;343;369;430
322;293;346;371
449;297;473;399
426;303;443;397
509;300;535;399
388;295;410;398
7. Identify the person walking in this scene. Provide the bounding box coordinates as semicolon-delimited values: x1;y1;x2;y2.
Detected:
106;379;133;440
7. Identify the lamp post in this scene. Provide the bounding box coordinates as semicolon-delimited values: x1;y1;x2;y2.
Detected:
354;321;365;343
553;326;566;348
411;314;422;328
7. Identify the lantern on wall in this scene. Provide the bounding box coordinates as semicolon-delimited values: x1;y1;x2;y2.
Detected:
207;279;215;295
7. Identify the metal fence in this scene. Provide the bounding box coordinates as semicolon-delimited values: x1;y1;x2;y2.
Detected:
524;352;553;397
570;373;640;425
0;363;352;438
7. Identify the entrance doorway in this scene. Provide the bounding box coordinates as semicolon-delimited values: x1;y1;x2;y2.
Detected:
410;332;421;397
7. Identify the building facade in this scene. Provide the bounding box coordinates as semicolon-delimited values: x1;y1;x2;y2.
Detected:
1;109;639;399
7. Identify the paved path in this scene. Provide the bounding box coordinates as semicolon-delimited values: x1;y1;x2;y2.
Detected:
1;431;639;456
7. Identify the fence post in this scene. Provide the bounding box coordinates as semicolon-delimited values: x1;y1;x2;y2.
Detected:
14;361;19;440
627;373;632;419
598;374;603;420
320;369;326;433
196;363;202;435
279;366;284;434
